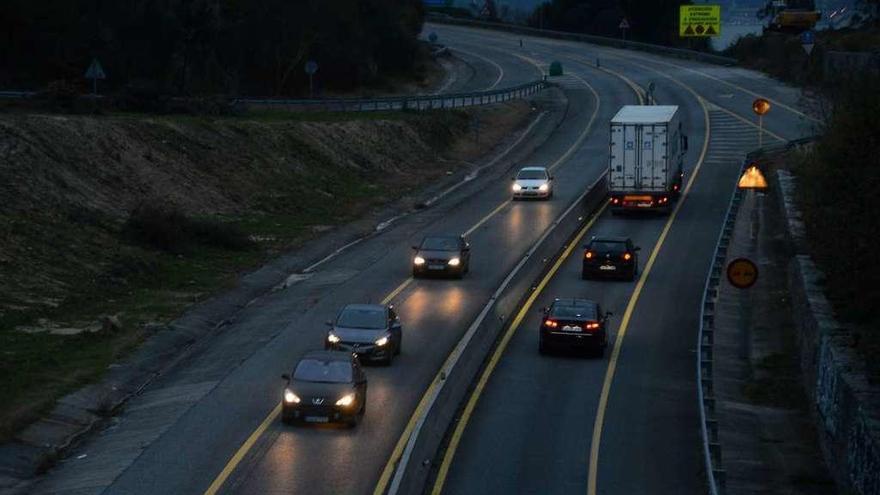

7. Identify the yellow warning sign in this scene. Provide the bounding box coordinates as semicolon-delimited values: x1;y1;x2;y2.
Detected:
680;5;721;38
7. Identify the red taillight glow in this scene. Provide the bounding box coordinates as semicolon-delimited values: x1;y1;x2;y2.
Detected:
611;197;620;204
659;196;668;204
544;319;558;328
622;252;632;261
586;322;600;330
585;251;594;259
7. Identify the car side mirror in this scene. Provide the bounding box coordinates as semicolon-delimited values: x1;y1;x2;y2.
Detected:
281;373;290;381
411;245;419;250
550;176;555;180
325;320;333;327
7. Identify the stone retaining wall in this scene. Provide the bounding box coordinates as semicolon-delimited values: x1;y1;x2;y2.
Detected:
776;169;880;495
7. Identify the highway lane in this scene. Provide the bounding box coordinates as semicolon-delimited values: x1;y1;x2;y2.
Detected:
432;23;815;142
428;25;809;495
26;28;639;495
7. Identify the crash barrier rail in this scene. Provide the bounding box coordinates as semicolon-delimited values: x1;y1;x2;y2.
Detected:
427;14;737;67
231;78;549;112
698;135;817;495
1;79;549;113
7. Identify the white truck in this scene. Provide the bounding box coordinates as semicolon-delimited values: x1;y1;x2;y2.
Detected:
608;105;688;213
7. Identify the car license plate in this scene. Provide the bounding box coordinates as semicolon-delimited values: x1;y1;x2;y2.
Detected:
562;325;581;332
305;416;329;423
428;264;445;270
637;203;652;208
599;265;617;271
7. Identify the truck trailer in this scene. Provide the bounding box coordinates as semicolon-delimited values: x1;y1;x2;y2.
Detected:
608;105;688;213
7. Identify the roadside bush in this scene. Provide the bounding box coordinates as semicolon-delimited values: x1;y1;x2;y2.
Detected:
794;75;880;326
124;203;252;254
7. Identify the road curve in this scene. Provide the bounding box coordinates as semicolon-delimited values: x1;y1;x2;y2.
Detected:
425;24;810;495
25;24;813;495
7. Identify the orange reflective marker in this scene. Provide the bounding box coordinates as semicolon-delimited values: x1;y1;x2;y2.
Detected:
738;165;768;190
752;98;771;116
727;257;758;289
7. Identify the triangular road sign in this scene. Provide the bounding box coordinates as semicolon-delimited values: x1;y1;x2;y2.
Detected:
695;24;705;34
619;18;630;29
802;43;814;55
84;58;106;80
706;25;717;35
684;24;695;35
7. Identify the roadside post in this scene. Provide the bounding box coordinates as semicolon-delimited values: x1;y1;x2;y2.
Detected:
647;81;656;105
84;58;106;96
752;98;770;149
619;18;630;40
304;60;318;97
731;162;768;358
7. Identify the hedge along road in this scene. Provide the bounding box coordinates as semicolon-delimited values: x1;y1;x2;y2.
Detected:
425;25;803;495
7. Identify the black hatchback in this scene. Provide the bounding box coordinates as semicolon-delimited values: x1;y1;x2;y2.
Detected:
281;350;367;427
538;298;612;357
582;236;640;281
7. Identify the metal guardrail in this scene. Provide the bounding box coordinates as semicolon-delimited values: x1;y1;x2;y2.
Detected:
427;14;737;66
0;90;36;99
697;159;745;495
231;78;549;112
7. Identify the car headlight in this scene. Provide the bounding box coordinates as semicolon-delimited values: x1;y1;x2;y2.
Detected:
336;393;355;407
284;389;301;404
448;257;461;266
413;256;426;265
512;183;522;192
327;333;340;344
539;183;549;192
375;335;390;346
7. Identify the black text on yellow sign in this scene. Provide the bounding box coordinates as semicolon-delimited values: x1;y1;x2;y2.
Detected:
679;5;721;37
727;257;758;289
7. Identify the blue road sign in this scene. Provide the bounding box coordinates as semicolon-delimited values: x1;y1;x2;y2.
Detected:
800;30;815;45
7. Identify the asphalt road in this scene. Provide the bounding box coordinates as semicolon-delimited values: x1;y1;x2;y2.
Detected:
427;25;812;495
27;25;813;495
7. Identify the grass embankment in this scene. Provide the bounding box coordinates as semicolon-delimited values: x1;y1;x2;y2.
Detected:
788;76;880;382
0;103;532;439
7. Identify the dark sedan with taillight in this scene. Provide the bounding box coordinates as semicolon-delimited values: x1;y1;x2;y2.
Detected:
582;236;640;281
281;350;367;427
538;298;611;357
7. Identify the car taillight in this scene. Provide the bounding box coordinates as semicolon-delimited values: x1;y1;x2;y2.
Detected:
622;252;632;261
611;197;620;204
586;322;600;330
659;196;668;204
544;319;558;328
585;251;594;259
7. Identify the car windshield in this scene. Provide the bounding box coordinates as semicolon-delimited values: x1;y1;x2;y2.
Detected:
550;304;597;319
591;241;627;253
336;307;386;329
517;169;547;180
421;237;459;251
293;359;352;383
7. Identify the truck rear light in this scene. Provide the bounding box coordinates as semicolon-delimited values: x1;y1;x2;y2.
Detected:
544;319;558;328
611;197;620;204
586;322;600;330
659;196;668;204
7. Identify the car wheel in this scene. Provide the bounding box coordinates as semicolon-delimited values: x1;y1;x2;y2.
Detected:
592;346;605;358
383;352;394;366
395;337;402;356
630;265;638;281
538;336;547;355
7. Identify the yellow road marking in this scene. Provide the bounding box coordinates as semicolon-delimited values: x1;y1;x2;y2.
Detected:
431;203;607;495
203;403;282;495
374;66;603;495
586;61;712;495
383;278;414;305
